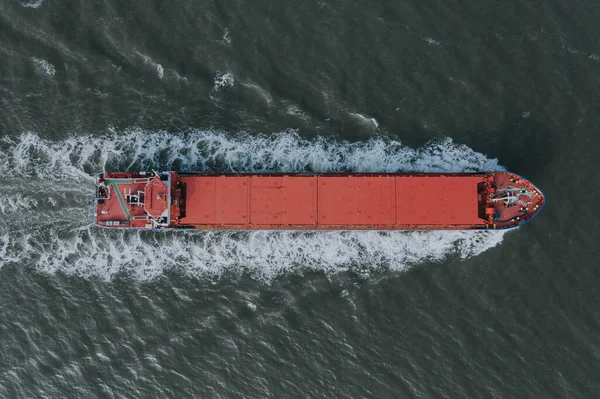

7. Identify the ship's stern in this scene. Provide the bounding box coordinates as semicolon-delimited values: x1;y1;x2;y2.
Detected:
94;171;174;229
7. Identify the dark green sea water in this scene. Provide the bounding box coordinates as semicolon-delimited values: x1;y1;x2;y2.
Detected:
1;0;599;397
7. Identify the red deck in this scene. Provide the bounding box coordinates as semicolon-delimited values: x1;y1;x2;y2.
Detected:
178;175;485;228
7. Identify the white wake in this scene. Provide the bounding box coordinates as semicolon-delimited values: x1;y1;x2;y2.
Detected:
0;129;507;281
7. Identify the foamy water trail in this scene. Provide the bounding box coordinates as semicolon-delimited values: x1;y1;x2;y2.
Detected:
0;129;507;281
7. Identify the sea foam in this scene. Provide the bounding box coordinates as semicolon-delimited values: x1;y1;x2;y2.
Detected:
0;129;507;281
213;72;235;92
31;57;55;76
349;113;379;129
22;0;45;8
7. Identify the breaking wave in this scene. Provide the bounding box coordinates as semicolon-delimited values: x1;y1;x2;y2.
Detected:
0;129;507;281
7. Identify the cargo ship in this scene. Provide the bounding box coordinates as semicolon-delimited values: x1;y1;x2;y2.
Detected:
94;172;544;230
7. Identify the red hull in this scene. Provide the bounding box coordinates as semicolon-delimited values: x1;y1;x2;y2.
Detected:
94;172;545;230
